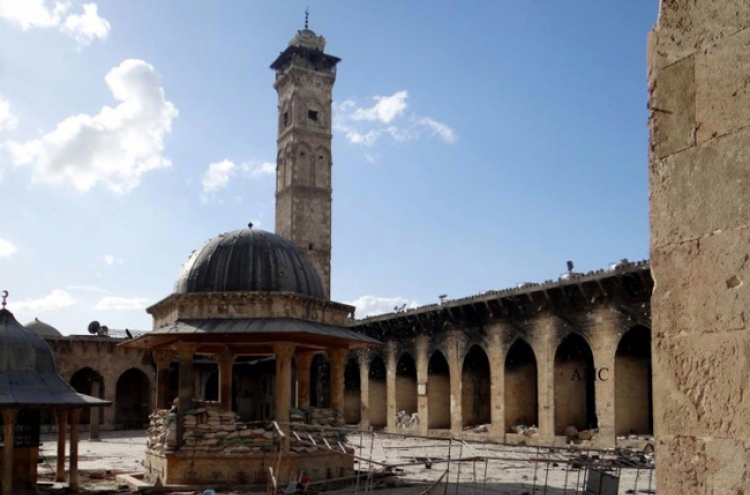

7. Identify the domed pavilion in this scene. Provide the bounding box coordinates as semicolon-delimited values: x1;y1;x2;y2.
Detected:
122;227;378;485
0;294;108;494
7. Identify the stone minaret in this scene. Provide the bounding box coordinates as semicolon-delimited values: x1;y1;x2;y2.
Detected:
271;20;340;299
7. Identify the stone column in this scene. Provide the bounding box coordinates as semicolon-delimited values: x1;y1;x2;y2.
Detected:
176;343;198;451
218;347;235;411
327;349;347;414
274;343;295;449
295;353;313;408
69;408;82;492
445;334;464;437
534;316;556;443
648;4;750;492
385;341;397;432
415;335;430;436
153;351;174;410
590;308;618;447
1;408;17;495
358;354;370;430
89;380;101;441
55;409;67;482
487;324;505;441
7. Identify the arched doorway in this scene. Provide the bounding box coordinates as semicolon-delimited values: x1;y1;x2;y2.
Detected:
343;357;361;424
462;345;491;428
504;340;538;432
368;357;387;428
396;353;418;415
427;350;450;429
115;368;151;429
69;367;105;426
310;354;330;408
554;334;597;434
615;326;653;435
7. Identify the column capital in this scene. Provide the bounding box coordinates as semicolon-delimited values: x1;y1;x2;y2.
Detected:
326;348;347;366
153;350;174;370
1;408;17;424
273;343;296;361
216;346;235;365
177;342;199;360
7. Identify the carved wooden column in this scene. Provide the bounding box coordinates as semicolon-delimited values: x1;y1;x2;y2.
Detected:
295;353;313;408
55;409;67;482
1;408;17;495
274;343;295;451
89;380;101;441
327;349;347;414
153;351;174;410
358;354;370;430
69;408;82;492
176;343;198;451
217;347;235;411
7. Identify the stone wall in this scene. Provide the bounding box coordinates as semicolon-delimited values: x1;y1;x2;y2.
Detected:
648;1;750;493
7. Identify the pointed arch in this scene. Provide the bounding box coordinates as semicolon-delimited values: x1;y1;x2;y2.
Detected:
396;352;418;415
368;357;387;428
504;339;538;432
344;357;361;424
70;367;105;425
115;368;151;429
554;333;597;434
462;345;491;428
615;325;653;435
427;350;451;429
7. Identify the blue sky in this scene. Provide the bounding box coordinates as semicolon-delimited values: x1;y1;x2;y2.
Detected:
0;1;657;334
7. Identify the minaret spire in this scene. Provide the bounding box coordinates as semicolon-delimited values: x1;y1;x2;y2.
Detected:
304;7;309;29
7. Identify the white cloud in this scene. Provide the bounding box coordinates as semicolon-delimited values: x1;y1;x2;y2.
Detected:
200;160;274;202
10;289;75;315
65;285;109;294
1;1;110;48
101;254;122;266
8;59;177;193
60;3;110;47
346;295;419;319
335;90;456;147
95;296;149;311
0;94;19;132
0;237;17;257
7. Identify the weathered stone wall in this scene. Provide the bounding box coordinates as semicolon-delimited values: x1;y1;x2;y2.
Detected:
648;2;750;493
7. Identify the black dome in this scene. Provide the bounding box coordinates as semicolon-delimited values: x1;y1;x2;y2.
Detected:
174;228;325;299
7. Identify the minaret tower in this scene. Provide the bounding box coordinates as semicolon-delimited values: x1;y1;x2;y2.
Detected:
271;14;340;299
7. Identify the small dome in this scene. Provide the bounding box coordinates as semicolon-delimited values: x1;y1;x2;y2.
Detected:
1;310;56;374
25;318;62;337
174;228;325;299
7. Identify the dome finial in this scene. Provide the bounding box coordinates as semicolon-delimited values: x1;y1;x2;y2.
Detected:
304;6;309;29
1;290;8;309
248;222;253;230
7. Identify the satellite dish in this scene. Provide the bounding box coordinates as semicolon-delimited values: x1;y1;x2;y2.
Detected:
99;325;109;336
87;321;101;335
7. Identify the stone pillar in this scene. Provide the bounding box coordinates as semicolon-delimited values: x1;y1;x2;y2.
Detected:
295;353;313;408
534;317;556;443
274;343;295;451
358;354;370;430
385;341;397;432
327;349;347;414
415;335;430;436
445;334;464;437
487;324;505;441
590;308;618;448
69;408;82;492
176;343;198;452
55;409;67;482
89;380;101;441
218;347;235;411
649;4;750;493
1;408;17;495
153;351;174;410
